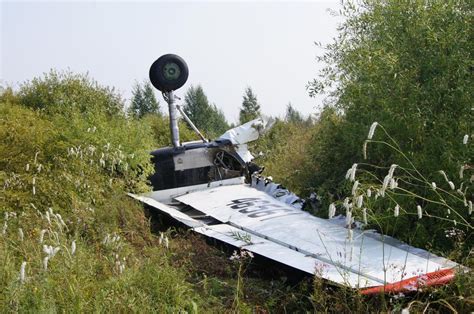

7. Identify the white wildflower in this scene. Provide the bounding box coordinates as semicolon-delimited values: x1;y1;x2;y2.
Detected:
448;181;455;190
328;203;336;219
367;122;378;140
390;178;397;190
246;251;254;258
394;204;400;217
26;163;30;171
343;197;351;210
431;182;437;190
345;168;351;180
163;236;169;249
349;164;357;182
463;134;468;145
71;240;76;255
39;229;47;243
388;164;398;178
2;221;7;235
56;214;66;228
346;164;357;182
382;175;391;192
352;180;359;196
345;210;352;227
229;250;240;261
459;165;465;179
356;195;363;208
32;186;36;195
363;208;367;225
18;228;24;241
43;245;52;255
20;261;26;283
37;164;42;173
43;256;49;271
367;188;372;198
439;170;449;182
417;205;422;219
43;245;60;258
401;308;410;314
45;211;51;225
159;232;164;245
363;141;368;159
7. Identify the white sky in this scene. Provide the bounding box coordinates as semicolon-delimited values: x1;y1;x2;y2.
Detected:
1;0;342;123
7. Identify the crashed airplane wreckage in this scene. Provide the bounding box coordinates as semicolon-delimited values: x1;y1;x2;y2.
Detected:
129;54;461;295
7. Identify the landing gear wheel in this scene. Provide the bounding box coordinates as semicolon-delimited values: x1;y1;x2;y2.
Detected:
149;54;189;92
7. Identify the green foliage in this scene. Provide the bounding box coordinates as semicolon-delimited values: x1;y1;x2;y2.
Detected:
18;70;123;116
183;85;229;139
142;114;199;147
252;119;315;196
303;0;472;254
307;0;472;184
239;87;261;124
128;81;161;119
0;74;211;311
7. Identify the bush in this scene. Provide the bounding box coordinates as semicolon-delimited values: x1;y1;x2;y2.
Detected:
252;119;316;196
304;0;472;256
0;73;210;311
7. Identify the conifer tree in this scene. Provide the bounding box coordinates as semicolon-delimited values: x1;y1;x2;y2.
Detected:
129;82;160;118
239;87;261;124
183;85;229;138
284;103;304;124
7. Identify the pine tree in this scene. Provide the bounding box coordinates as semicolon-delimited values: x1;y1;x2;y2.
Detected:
142;82;160;115
129;82;160;118
285;103;304;124
183;85;229;138
239;87;261;124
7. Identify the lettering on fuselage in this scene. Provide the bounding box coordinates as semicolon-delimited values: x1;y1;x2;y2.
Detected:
226;198;302;221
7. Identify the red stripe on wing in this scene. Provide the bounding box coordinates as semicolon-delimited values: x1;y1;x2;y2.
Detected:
360;268;455;295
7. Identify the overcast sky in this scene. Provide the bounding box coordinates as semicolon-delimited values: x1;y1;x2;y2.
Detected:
1;0;342;123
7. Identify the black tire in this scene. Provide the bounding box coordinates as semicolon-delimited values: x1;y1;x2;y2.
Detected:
149;54;189;92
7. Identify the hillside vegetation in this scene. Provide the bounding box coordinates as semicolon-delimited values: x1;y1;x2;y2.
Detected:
1;0;473;312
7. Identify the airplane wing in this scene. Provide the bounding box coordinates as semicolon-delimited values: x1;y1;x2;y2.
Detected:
173;184;459;291
130;181;460;293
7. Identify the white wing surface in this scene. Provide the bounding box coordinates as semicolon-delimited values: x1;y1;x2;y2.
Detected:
175;185;457;289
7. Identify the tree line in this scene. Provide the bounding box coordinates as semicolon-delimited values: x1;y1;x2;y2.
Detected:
128;81;308;139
